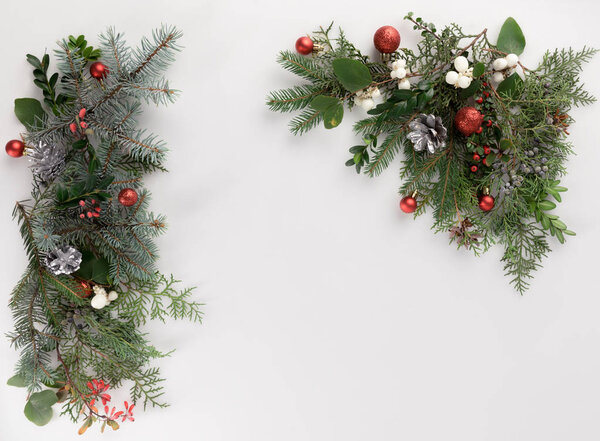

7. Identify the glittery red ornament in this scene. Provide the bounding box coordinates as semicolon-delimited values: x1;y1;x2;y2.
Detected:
89;62;109;79
454;107;484;136
373;26;401;53
295;36;314;55
5;139;25;158
400;195;417;213
478;195;495;211
118;188;138;207
78;281;93;298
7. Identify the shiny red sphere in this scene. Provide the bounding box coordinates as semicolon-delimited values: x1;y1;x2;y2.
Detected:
478;195;495;212
400;196;417;213
454;106;484;136
5;139;25;158
295;36;314;55
118;188;139;207
374;26;401;53
89;62;109;79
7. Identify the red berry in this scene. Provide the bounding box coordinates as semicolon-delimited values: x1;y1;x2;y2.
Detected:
476;97;483;104
79;200;86;206
470;165;478;172
473;153;481;162
483;146;491;155
483;91;490;98
79;213;85;219
486;119;493;127
483;158;488;166
78;108;86;119
92;212;100;218
482;81;488;87
87;212;92;218
475;126;483;134
95;206;101;212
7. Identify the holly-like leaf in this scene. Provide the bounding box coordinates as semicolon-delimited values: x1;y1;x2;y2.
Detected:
332;58;372;93
496;73;523;99
459;79;481;98
497;17;526;55
7;374;27;387
472;62;485;77
14;98;45;128
74;251;110;284
24;390;58;426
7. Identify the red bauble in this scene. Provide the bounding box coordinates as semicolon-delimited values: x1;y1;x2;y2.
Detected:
478;195;495;212
295;36;314;55
373;26;401;53
5;139;25;158
454;107;484;136
400;195;417;213
78;281;93;298
118;188;138;207
89;62;109;79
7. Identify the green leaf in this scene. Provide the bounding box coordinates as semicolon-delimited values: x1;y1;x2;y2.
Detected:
485;153;496;165
24;390;58;426
551;219;567;230
391;89;413;101
497;17;526;55
26;54;42;70
499;139;513;152
332;58;372;93
74;251;110;284
472;62;485;77
459;79;481;98
417;88;435;108
417;79;433;91
310;95;340;111
563;230;576;236
7;374;27;387
538;200;557;211
496;73;523;99
323;104;344;129
14;98;45;128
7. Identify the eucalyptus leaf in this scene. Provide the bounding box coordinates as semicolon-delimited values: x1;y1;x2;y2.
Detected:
7;374;27;387
24;390;58;426
332;58;372;93
323;104;344;129
497;17;526;55
310;95;340;111
496;73;523;99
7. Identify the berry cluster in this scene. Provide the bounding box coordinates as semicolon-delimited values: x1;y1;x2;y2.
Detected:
78;198;102;219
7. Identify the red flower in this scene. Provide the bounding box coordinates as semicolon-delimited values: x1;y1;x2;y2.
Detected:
121;401;135;422
104;406;124;421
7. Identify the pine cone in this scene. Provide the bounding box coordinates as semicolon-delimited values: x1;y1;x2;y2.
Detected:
407;114;447;153
45;245;82;275
28;141;65;183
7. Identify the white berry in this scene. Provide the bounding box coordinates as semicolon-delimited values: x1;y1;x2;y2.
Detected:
371;88;381;99
391;59;406;70
457;75;472;89
91;294;108;309
107;291;118;302
492;71;504;82
445;70;459;85
395;67;407;79
398;78;411;90
493;58;508;71
454;56;469;73
360;98;375;110
505;53;519;67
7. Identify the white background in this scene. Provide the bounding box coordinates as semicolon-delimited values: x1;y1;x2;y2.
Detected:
1;0;599;439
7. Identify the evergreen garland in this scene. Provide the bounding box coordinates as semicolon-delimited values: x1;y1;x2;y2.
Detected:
267;16;596;293
4;26;201;433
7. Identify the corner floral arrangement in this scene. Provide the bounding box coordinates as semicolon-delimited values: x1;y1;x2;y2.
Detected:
3;26;202;433
267;15;596;292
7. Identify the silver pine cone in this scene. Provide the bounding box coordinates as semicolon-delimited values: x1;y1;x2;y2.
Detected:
28;141;66;183
44;245;82;275
407;114;448;153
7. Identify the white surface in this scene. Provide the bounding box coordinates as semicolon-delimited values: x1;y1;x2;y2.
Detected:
1;0;600;439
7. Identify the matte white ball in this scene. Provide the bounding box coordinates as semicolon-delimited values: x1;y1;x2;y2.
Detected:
391;59;406;69
492;71;504;83
361;98;375;110
398;78;411;90
107;291;118;301
91;294;108;309
505;53;519;67
493;58;508;71
445;70;459;85
457;75;472;89
390;70;398;79
453;56;469;73
395;67;407;79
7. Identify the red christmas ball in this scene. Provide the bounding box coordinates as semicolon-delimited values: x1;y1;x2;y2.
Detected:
373;26;401;53
478;195;495;212
400;195;417;213
89;62;109;79
5;139;25;158
295;36;314;55
78;281;93;298
454;107;484;136
118;188;138;207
